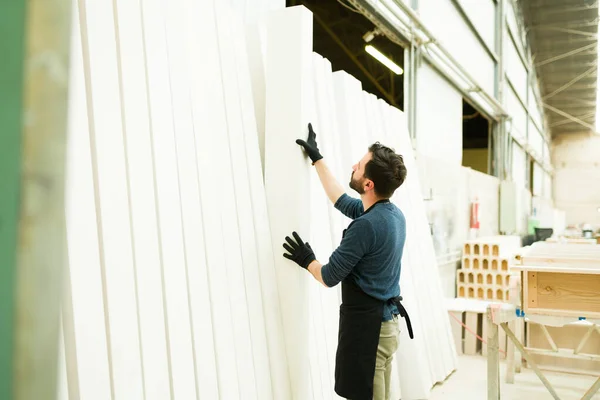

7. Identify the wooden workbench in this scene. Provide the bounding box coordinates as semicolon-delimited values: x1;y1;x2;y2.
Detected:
487;242;600;399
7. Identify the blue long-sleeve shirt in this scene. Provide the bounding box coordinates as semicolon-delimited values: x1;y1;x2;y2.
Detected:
321;193;406;321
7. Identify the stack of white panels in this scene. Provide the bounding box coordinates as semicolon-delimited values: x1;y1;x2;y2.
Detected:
61;1;455;399
264;6;457;400
63;0;289;398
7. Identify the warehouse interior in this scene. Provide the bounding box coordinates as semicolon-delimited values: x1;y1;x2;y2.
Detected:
2;0;600;399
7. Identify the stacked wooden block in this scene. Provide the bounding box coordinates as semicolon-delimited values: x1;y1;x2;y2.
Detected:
457;236;522;302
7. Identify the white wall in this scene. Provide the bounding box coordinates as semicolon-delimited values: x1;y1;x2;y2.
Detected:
506;86;527;144
553;133;600;226
466;168;500;237
416;62;463;165
505;37;527;101
511;141;527;188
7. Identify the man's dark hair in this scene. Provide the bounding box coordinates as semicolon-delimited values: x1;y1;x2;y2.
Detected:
364;142;407;198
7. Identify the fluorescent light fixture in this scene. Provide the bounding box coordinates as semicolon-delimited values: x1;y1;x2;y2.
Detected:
365;45;403;75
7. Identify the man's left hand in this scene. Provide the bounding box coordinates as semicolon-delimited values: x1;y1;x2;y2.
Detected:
282;231;315;269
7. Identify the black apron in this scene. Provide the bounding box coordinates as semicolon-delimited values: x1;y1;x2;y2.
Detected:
334;279;415;399
334;278;383;400
334;200;414;399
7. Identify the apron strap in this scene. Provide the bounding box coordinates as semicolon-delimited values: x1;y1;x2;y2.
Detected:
389;297;414;339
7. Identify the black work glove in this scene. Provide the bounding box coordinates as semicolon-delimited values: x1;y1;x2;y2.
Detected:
282;231;316;269
296;123;323;164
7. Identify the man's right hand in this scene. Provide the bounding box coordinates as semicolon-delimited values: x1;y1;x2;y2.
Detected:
296;123;323;164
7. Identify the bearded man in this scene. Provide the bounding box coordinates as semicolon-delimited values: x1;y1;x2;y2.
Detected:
282;124;413;400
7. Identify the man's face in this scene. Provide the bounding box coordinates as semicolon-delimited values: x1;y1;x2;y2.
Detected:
349;152;372;195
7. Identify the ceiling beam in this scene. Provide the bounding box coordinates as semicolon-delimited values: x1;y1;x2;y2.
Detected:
528;3;598;16
543;103;596;131
534;42;597;66
528;18;599;30
305;2;397;106
549;111;596;127
543;66;597;99
548;96;597;106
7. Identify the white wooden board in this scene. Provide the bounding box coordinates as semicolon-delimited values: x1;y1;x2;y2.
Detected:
65;2;458;399
265;6;315;399
65;4;112;396
164;0;221;396
184;0;243;397
142;0;198;397
375;93;434;399
215;4;273;398
79;0;144;396
57;317;69;400
388;106;457;377
384;100;457;396
113;0;172;397
233;13;292;400
210;2;260;397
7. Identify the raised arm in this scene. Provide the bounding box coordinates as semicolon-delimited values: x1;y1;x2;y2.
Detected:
313;160;344;204
296;123;345;204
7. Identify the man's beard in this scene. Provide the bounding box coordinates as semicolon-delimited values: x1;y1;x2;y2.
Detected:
349;172;365;195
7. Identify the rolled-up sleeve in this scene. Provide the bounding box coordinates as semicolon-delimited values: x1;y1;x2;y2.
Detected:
321;218;375;287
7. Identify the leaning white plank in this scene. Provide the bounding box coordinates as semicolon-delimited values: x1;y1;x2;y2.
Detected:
65;5;111;397
208;1;260;398
383;104;457;394
215;4;272;399
244;23;267;174
265;6;316;399
318;59;347;321
57;316;69;400
79;0;144;397
383;130;435;397
141;0;197;397
380;101;439;393
233;13;293;400
311;54;349;399
347;84;431;397
312;54;345;249
374;97;435;363
113;0;172;397
307;57;334;400
319;58;347;195
163;0;221;396
389;105;457;377
332;71;368;169
61;221;80;400
366;92;436;398
184;0;240;397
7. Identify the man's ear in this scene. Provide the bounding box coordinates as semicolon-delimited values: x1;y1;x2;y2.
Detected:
365;180;374;192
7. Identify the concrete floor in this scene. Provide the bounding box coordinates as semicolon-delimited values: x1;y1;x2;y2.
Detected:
429;355;600;400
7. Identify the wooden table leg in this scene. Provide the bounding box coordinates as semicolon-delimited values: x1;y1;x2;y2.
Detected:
515;318;523;373
505;320;516;384
581;376;600;400
501;323;561;400
487;309;500;400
